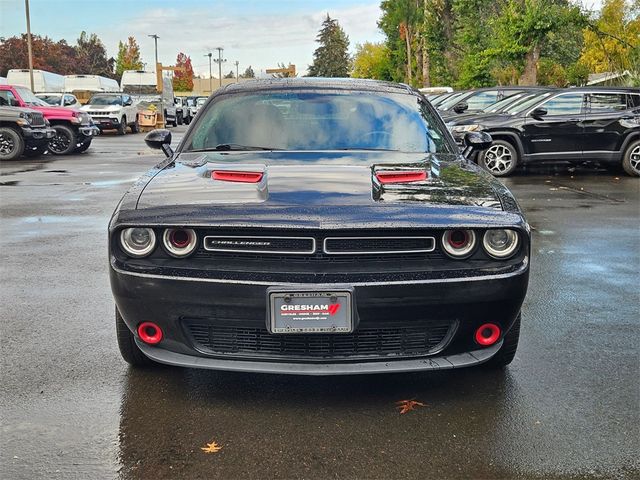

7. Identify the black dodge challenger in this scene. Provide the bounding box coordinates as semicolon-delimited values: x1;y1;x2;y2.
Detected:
109;78;530;375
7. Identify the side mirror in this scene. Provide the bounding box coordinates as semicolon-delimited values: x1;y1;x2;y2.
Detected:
453;101;468;114
124;99;133;106
530;107;547;119
145;129;173;157
10;98;20;107
463;131;492;151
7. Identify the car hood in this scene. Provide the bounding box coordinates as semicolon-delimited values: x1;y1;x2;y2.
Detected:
132;150;511;219
31;105;78;117
82;104;121;111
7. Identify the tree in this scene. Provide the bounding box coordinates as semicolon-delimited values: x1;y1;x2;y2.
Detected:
115;37;143;79
173;52;194;91
241;66;255;78
580;0;640;75
224;70;235;78
351;43;393;80
307;14;351;77
76;31;113;77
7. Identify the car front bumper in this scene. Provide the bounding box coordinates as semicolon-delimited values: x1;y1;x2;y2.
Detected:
111;261;528;374
91;117;121;130
79;124;100;137
21;126;56;142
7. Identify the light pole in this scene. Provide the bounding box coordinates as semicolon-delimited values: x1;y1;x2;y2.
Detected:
24;0;34;91
148;34;159;70
213;47;226;88
204;53;212;93
234;61;239;82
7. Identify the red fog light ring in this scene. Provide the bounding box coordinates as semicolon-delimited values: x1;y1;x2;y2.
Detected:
442;229;476;258
475;323;501;346
163;228;197;257
137;322;163;344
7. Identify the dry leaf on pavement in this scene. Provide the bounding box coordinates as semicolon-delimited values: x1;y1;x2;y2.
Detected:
201;441;223;453
396;399;426;414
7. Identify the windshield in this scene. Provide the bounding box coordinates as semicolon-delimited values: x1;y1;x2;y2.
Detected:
505;92;554;114
484;93;528;113
36;94;62;105
184;90;453;153
196;97;207;106
15;87;49;106
438;91;467;110
88;95;122;106
430;93;454;107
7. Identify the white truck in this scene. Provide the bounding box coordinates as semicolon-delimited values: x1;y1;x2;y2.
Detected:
120;71;177;127
63;75;120;104
7;69;65;93
80;93;140;134
35;92;82;109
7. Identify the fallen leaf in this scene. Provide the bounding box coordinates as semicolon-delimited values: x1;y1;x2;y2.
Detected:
201;441;223;453
396;399;426;414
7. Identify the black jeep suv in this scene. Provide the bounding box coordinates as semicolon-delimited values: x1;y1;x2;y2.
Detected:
449;87;640;176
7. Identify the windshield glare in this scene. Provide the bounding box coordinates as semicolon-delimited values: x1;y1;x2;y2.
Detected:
88;95;122;106
36;94;62;105
184;91;452;153
438;92;467;110
16;87;48;106
506;92;553;114
485;94;527;113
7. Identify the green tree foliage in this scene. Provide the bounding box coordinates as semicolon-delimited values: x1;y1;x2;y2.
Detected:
351;42;393;80
115;36;143;79
76;31;114;78
173;52;194;91
307;14;351;77
241;66;256;78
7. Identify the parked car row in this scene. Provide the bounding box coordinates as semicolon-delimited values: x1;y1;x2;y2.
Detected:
427;86;640;177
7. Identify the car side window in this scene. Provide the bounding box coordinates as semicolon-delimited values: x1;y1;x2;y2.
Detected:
465;90;499;110
538;93;584;116
588;93;628;113
0;90;19;107
627;94;640;108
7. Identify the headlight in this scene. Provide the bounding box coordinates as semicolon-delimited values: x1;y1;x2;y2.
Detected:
450;124;482;133
483;229;519;259
120;228;156;257
442;229;476;258
16;112;32;126
162;228;197;257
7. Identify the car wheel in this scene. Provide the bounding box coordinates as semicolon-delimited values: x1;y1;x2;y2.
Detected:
75;138;92;153
117;117;127;135
622;140;640;177
177;112;183;126
0;127;25;160
483;313;520;369
24;144;47;157
130;118;140;134
116;307;157;367
49;124;77;155
479;140;519;177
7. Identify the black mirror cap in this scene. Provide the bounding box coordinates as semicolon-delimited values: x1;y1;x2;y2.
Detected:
464;131;492;151
453;101;469;114
145;129;172;150
530;107;548;118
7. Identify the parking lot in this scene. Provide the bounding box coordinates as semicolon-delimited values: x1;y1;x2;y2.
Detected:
1;126;638;479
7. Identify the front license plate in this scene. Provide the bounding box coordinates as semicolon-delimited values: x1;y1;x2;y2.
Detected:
268;290;352;334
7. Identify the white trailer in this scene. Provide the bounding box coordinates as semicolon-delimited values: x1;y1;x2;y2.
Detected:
64;75;120;104
120;70;158;95
6;69;65;93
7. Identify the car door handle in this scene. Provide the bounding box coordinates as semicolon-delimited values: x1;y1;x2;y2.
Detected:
569;118;582;122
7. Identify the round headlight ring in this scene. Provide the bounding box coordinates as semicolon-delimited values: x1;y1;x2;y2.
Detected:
442;229;476;258
120;227;156;258
483;229;519;259
163;228;197;257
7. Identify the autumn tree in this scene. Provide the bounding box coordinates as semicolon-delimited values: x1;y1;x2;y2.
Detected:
351;42;393;80
173;52;194;91
307;14;350;77
240;65;255;78
115;37;143;79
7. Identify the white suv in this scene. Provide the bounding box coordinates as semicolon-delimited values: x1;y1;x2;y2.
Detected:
81;93;139;134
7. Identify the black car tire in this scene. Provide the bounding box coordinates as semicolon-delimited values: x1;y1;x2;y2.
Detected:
0;127;25;160
622;140;640;177
483;313;520;369
24;144;47;157
130;118;140;134
49;124;77;155
116;307;157;367
184;115;191;125
75;138;92;153
479;140;519;177
177;112;183;125
117;117;127;135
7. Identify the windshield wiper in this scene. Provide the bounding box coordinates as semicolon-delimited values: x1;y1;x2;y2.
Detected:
190;144;281;152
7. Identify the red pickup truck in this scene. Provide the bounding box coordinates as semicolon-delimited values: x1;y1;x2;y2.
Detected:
0;84;99;155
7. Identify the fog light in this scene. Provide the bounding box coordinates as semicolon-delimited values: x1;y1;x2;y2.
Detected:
475;323;501;346
137;322;163;344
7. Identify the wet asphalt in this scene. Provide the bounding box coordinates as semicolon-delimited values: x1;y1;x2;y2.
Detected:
0;126;638;480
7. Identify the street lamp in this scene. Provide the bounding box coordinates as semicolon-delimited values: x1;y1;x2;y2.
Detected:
204;53;213;93
213;47;226;88
148;34;159;71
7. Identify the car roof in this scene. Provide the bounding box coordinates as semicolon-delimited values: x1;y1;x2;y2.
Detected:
219;77;415;95
563;87;639;93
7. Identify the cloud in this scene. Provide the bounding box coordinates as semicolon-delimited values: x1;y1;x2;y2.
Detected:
100;3;383;77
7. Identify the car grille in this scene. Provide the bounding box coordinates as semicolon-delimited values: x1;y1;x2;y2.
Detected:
87;111;110;116
184;320;454;361
203;236;315;254
324;236;435;254
29;112;45;127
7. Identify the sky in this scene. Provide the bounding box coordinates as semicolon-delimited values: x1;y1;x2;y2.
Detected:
0;0;385;77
